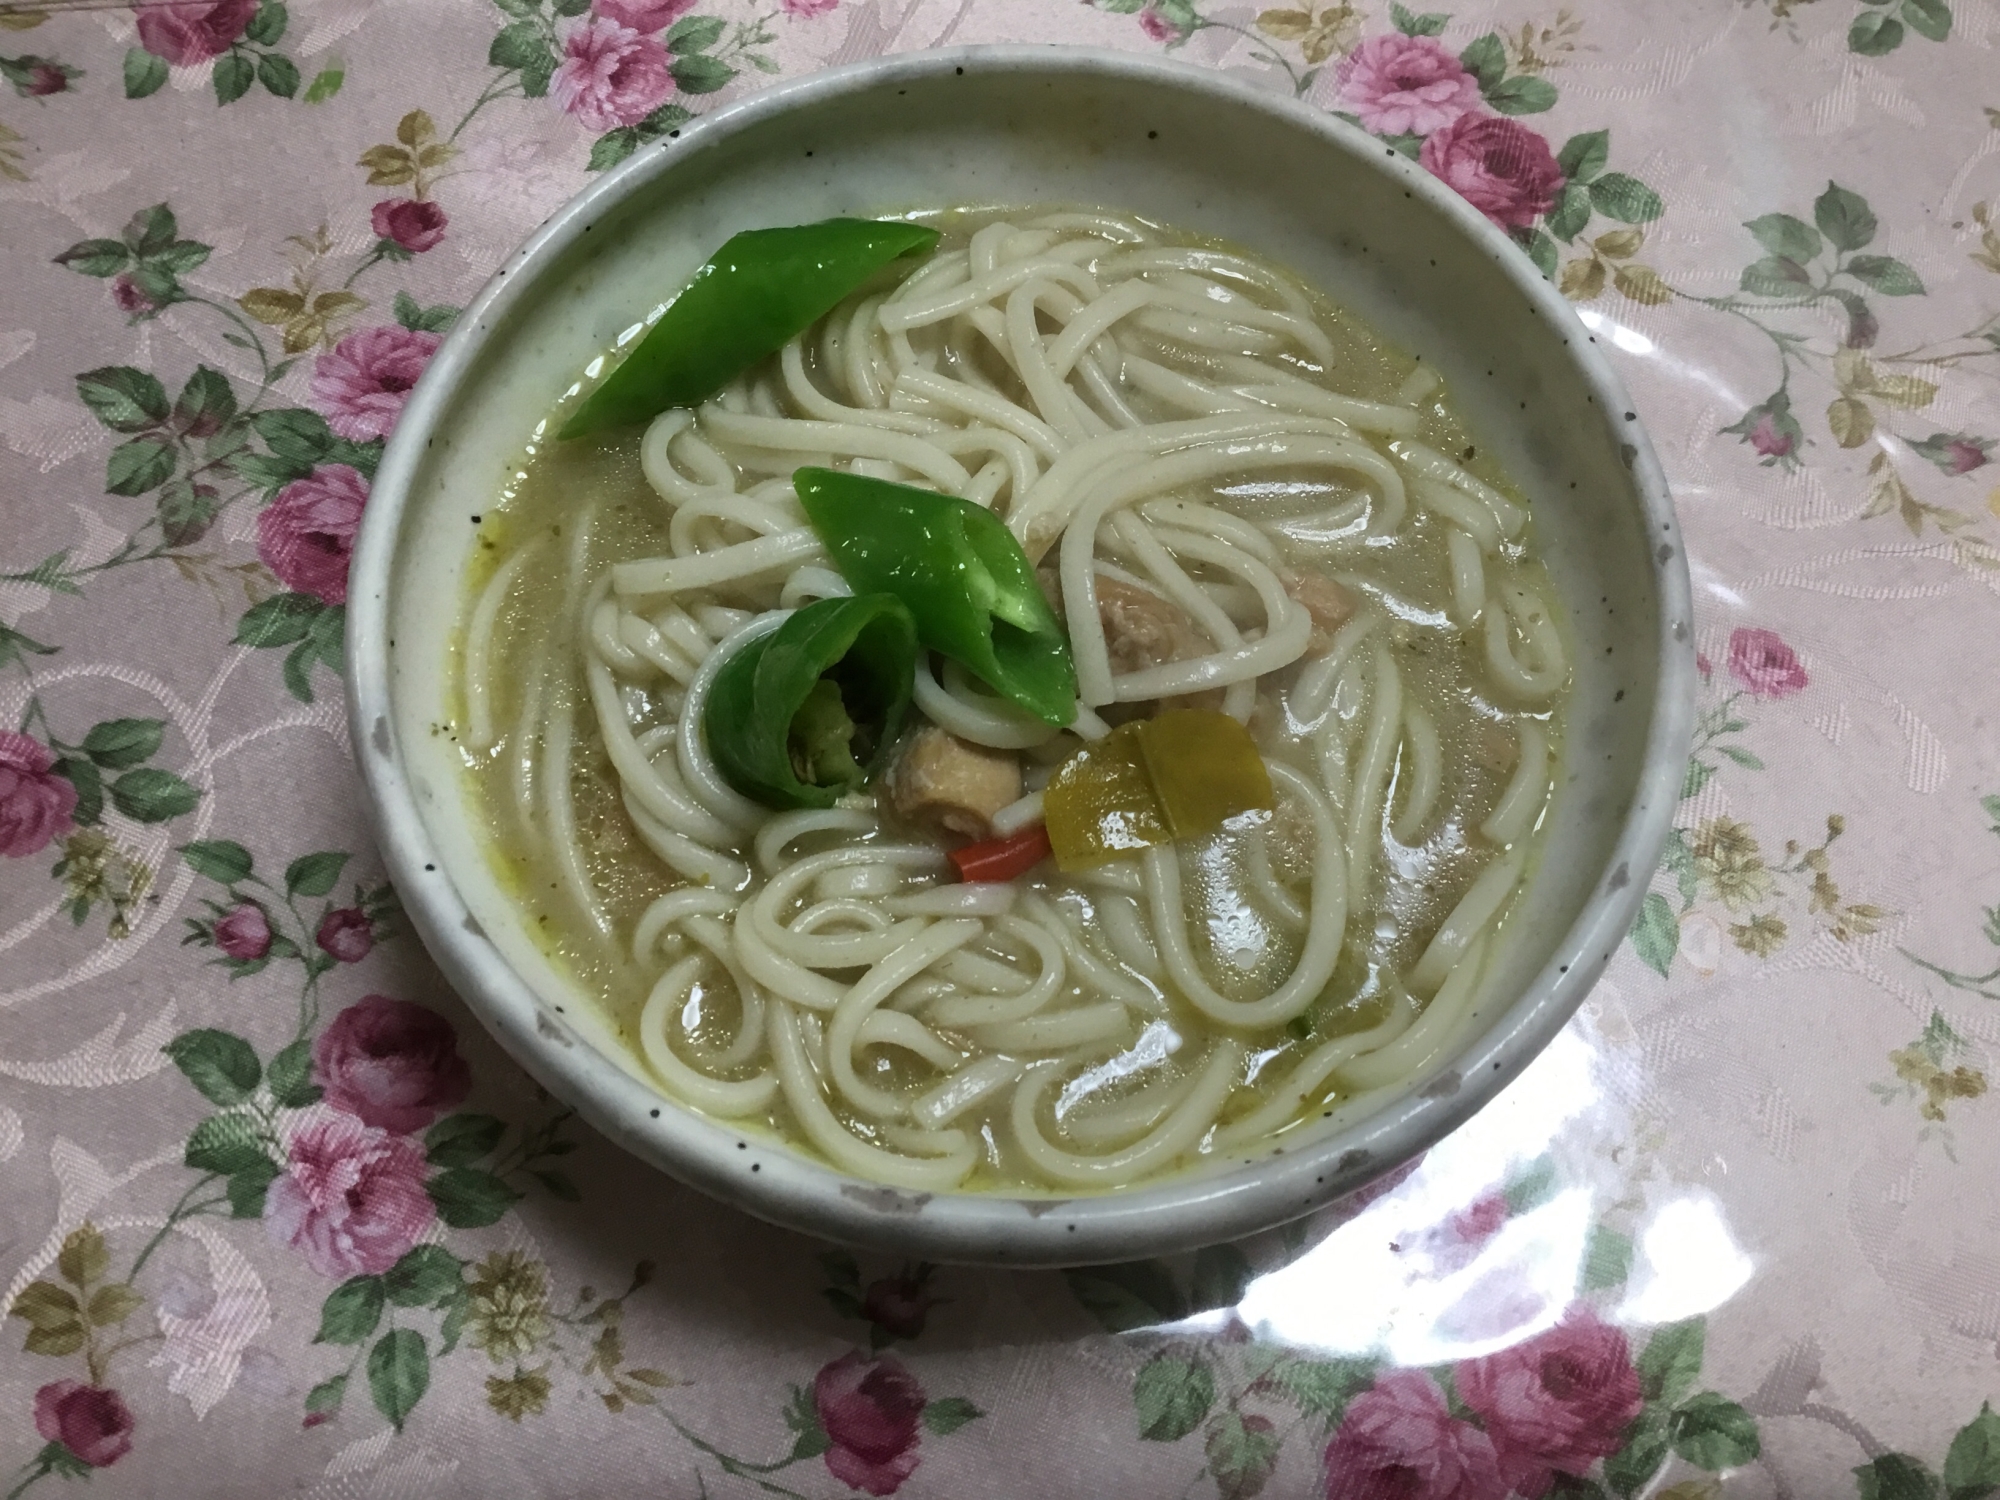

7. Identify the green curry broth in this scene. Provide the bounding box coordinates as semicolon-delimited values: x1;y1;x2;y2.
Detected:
451;211;1565;1189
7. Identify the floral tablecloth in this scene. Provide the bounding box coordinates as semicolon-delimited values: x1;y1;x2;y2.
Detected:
2;0;1998;1495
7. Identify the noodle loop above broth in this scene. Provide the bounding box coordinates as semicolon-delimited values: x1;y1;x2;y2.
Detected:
456;207;1570;1195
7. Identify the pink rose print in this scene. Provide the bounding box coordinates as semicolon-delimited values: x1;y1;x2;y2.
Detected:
1138;6;1179;41
1696;650;1713;679
1727;627;1808;699
0;731;77;858
1335;34;1483;137
1913;432;1995;475
111;275;162;317
371;199;449;254
312;995;471;1134
1457;1307;1644;1498
593;0;697;29
550;18;674;134
1725;394;1803;467
1324;1370;1506;1500
311;325;441;442
782;0;841;13
264;1113;434;1278
256;464;369;606
1418;1188;1511;1273
316;907;374;964
1945;439;1990;473
214;903;273;961
814;1351;926;1495
1419;115;1565;231
1449;1190;1509;1245
33;1381;134;1468
135;0;258;65
19;60;71;96
861;1267;939;1342
1749;411;1794;460
1721;390;1807;468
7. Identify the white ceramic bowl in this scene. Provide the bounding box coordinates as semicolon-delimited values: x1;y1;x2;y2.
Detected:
347;46;1694;1266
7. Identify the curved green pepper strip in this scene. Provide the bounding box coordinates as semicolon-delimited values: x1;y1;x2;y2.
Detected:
558;219;940;439
792;467;1078;727
704;593;918;811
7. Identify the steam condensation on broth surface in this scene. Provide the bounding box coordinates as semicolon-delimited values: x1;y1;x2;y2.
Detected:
454;206;1569;1194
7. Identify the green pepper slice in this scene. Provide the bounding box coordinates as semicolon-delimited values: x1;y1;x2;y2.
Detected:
559;219;940;439
792;467;1078;727
704;593;918;811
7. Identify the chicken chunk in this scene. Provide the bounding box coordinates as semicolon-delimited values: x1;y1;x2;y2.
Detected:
1039;569;1209;670
1280;568;1357;652
886;725;1022;840
1039;568;1222;714
1096;575;1211;676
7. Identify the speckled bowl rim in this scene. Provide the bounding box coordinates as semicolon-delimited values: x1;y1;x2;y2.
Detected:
347;45;1695;1267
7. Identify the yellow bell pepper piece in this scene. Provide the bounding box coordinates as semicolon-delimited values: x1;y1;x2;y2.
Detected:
1139;708;1275;838
1043;709;1273;871
1044;724;1168;870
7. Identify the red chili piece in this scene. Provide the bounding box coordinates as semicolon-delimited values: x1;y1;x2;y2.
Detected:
948;824;1052;883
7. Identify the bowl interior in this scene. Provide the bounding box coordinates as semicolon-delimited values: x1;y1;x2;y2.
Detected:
354;48;1690;1265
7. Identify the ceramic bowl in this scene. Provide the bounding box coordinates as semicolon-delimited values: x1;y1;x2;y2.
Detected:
346;46;1694;1265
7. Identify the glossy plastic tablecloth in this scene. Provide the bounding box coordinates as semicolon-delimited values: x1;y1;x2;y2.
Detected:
1;0;1997;1495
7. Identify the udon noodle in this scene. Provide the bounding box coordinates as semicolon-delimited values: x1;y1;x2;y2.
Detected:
456;208;1569;1193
